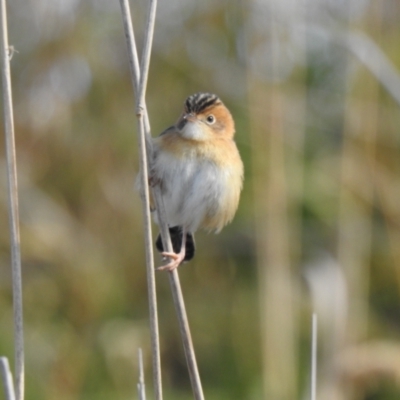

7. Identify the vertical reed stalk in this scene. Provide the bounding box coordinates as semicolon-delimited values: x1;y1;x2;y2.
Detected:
311;314;318;400
119;1;204;399
137;349;146;400
0;358;15;400
118;1;162;399
1;1;24;399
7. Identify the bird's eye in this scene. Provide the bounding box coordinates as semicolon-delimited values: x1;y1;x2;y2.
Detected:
206;115;215;124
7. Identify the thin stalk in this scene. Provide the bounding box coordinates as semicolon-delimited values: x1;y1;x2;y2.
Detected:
118;1;161;399
167;270;204;400
137;349;146;400
119;1;205;399
311;314;317;400
0;1;24;399
0;358;15;400
137;0;157;114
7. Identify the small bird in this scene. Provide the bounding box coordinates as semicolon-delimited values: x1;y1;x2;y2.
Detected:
148;92;243;271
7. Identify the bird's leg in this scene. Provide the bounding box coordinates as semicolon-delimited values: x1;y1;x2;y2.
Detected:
158;228;187;271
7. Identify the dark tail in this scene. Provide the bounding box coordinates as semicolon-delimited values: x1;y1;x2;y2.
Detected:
155;226;195;262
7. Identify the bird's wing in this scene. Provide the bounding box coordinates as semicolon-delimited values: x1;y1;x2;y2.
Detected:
158;125;176;136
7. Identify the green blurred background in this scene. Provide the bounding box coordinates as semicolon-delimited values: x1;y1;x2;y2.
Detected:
1;0;400;399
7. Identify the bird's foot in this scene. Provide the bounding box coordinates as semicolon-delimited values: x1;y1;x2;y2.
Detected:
157;251;185;272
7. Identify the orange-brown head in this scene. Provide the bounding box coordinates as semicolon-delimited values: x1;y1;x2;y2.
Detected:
176;92;235;141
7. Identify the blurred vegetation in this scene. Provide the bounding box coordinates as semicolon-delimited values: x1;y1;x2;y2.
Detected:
1;0;400;399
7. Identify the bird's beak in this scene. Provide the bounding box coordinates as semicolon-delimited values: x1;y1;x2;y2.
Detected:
183;113;196;122
177;113;197;131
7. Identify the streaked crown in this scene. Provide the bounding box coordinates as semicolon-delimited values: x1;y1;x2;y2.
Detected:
184;92;222;114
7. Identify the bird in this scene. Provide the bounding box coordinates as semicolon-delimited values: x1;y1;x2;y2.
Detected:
147;92;243;271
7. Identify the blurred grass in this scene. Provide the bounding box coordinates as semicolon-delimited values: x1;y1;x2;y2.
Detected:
1;0;400;399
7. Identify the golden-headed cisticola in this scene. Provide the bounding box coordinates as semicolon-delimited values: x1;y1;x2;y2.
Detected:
145;92;243;271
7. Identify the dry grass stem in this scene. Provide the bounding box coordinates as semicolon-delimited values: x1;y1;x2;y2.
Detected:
119;1;205;399
118;1;162;399
1;0;24;399
0;358;15;400
137;349;146;400
311;314;318;400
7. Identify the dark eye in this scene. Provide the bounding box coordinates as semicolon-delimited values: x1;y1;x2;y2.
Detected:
206;115;215;124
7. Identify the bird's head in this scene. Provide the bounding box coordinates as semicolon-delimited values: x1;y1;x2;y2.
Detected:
176;92;235;141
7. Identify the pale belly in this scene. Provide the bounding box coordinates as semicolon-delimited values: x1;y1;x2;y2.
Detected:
153;153;239;233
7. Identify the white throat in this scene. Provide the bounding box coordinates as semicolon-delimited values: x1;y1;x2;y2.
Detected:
180;121;207;141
